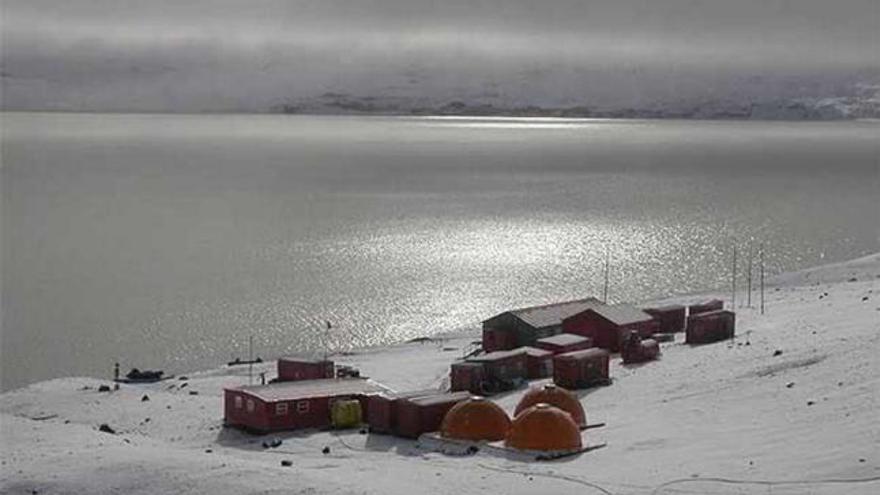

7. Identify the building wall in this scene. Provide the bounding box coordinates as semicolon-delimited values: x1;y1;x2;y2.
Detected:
277;360;335;382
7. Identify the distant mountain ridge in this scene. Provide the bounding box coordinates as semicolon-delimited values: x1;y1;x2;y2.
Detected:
273;83;880;120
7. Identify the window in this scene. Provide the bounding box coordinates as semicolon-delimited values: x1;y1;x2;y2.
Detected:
275;403;288;416
296;400;310;414
234;396;243;409
246;399;255;413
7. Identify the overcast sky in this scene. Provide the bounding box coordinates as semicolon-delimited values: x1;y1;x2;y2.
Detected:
2;0;878;112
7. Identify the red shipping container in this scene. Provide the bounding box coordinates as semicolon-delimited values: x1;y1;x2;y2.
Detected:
644;305;686;333
553;348;610;389
450;362;486;394
522;347;554;379
366;389;438;434
395;392;471;438
277;357;335;382
686;310;736;344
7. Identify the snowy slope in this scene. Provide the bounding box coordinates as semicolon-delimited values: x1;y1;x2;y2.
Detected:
2;254;878;494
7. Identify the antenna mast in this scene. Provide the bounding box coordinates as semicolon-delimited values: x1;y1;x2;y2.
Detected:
603;247;610;303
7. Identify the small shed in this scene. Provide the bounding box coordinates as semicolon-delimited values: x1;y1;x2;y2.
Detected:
395;392;472;438
562;304;659;352
553;348;610;389
643;305;686;333
277;357;335;382
686;309;736;344
534;333;593;354
688;299;724;316
224;378;386;433
521;347;554;379
366;389;439;434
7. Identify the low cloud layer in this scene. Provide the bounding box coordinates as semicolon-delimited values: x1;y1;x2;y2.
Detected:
2;0;878;112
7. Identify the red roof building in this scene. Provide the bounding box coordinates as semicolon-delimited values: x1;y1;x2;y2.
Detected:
482;298;604;352
562;304;658;352
224;378;385;433
553;348;610;390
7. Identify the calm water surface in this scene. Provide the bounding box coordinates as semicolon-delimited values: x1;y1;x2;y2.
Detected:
2;113;878;390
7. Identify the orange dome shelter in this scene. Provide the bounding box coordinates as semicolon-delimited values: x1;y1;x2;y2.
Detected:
514;383;586;427
505;403;582;452
440;397;511;442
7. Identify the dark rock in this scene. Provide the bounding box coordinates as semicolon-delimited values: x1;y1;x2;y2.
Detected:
786;382;795;388
98;423;116;434
179;376;188;380
205;449;212;453
859;458;866;463
466;445;479;455
281;459;293;467
862;296;869;301
359;428;367;435
848;277;858;282
773;350;784;357
322;446;330;455
807;401;815;406
141;395;150;402
179;382;188;389
98;385;111;392
188;391;199;395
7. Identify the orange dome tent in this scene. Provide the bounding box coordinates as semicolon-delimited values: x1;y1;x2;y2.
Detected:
440;397;511;442
514;383;586;427
505;403;582;452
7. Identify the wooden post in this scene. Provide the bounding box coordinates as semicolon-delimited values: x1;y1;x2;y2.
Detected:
747;243;753;308
248;335;253;385
603;247;610;304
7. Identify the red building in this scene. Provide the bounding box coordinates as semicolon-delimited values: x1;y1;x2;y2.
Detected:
562;304;658;352
686;310;736;344
464;348;528;393
688;299;724;316
395;392;472;438
277;357;335;382
522;347;554;379
553;348;610;389
643;305;686;333
224;378;386;433
482;298;604;352
534;333;593;354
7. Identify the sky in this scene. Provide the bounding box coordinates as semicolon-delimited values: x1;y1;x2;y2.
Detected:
2;0;878;112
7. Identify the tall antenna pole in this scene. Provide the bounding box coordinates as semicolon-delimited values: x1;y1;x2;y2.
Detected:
731;243;737;310
324;320;331;363
747;243;753;308
248;335;253;385
760;243;765;315
603;247;610;304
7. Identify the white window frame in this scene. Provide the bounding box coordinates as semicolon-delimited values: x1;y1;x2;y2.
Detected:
275;402;288;416
246;399;255;413
234;395;243;409
296;400;310;414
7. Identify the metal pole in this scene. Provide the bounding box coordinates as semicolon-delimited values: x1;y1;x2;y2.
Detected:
603;247;610;303
747;243;753;308
732;244;737;310
760;244;765;315
248;335;253;385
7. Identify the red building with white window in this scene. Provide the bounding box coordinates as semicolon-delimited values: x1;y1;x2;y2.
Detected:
224;378;386;433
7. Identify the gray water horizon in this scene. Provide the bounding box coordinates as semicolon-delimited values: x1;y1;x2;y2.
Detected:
2;113;878;391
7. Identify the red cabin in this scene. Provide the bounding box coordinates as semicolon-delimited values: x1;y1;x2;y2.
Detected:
620;332;661;364
553;348;611;389
522;347;554;379
688;299;724;316
394;392;472;438
224;378;385;433
366;389;439;434
449;362;486;394
562;304;658;352
686;310;736;344
534;333;593;354
643;305;686;334
277;357;335;382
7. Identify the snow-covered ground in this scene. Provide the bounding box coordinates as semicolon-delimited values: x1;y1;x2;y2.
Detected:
2;254;878;494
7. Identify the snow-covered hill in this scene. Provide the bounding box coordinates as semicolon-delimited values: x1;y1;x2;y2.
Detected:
2;254;878;494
